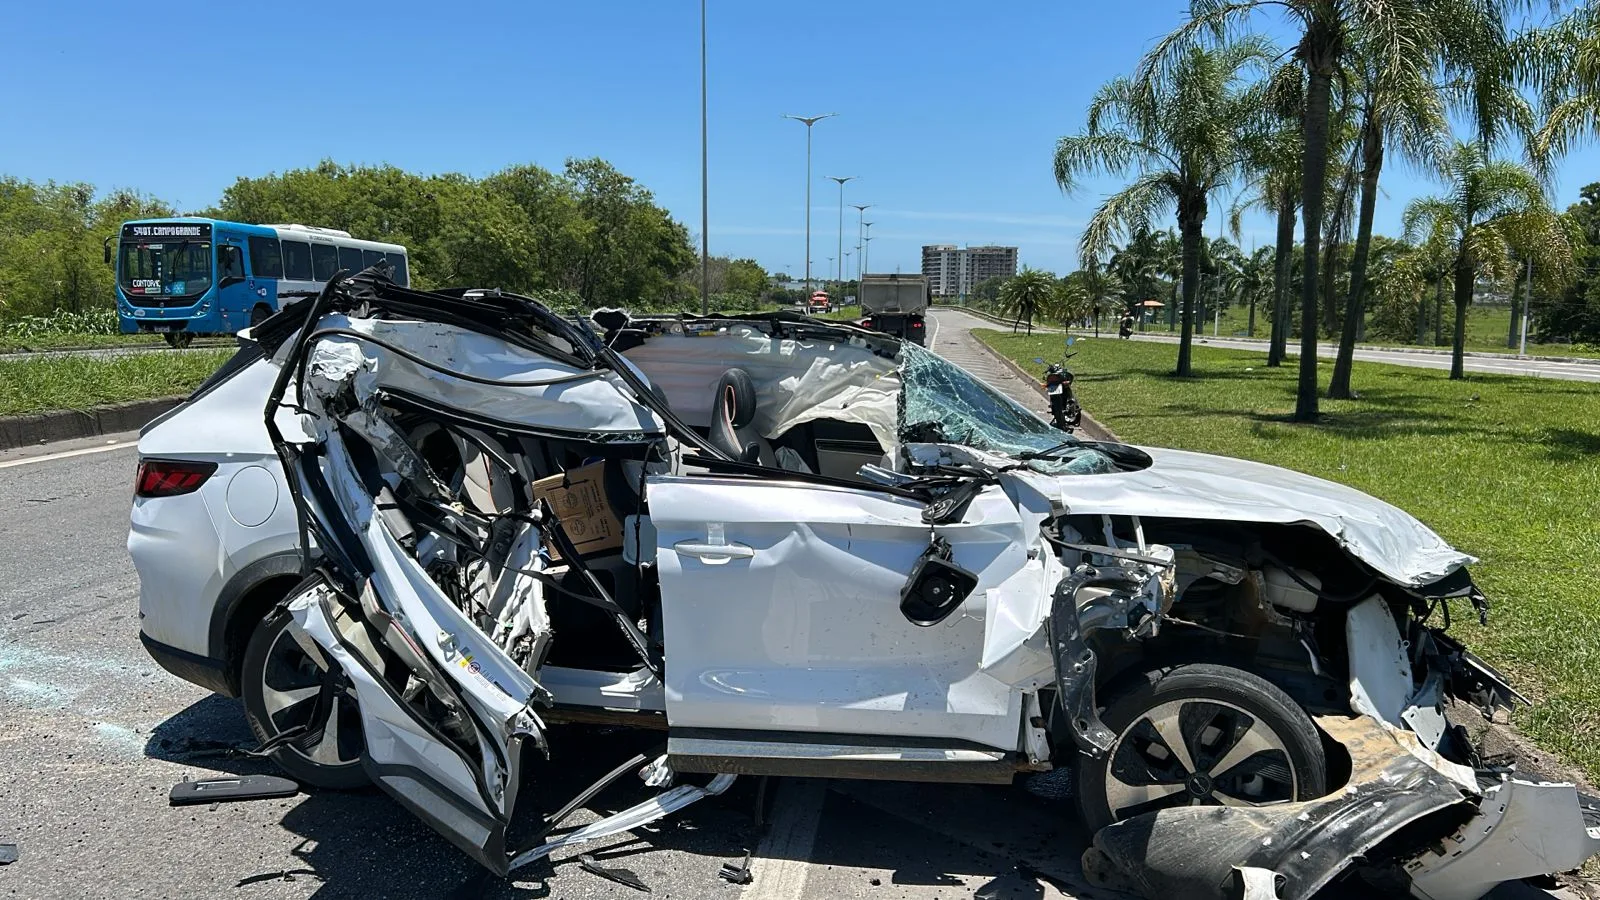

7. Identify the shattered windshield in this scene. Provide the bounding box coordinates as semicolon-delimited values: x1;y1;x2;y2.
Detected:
899;343;1115;474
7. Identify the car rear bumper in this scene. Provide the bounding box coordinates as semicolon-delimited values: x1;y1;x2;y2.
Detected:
140;630;235;697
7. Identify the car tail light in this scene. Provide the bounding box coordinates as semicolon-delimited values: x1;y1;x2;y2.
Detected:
861;317;873;328
136;459;217;498
910;319;925;330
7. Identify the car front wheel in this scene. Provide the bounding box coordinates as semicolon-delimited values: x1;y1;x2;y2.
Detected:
240;604;370;790
1075;663;1328;833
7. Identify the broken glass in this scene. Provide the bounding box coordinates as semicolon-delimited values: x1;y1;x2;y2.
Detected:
898;343;1115;475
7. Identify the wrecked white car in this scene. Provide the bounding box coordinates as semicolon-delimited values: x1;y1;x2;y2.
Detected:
130;271;1598;897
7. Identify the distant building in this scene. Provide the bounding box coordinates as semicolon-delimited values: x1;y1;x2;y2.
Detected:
920;244;1019;297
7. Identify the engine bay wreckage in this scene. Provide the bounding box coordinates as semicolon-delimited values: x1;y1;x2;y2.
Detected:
253;269;1599;893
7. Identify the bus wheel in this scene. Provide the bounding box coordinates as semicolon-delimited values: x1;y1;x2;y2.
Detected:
249;305;272;328
163;332;194;349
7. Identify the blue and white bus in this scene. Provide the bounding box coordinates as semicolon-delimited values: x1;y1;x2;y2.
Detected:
113;218;408;346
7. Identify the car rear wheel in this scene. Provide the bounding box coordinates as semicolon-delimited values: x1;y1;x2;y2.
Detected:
1075;663;1327;833
241;604;370;790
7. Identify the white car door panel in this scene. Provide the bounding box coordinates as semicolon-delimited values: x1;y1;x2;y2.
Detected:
649;475;1031;750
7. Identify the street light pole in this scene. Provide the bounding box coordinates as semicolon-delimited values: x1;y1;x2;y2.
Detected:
699;0;710;316
851;203;871;281
826;176;855;286
862;222;873;278
783;113;837;297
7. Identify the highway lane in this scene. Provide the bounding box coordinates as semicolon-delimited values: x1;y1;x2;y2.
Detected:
1129;330;1600;382
943;307;1600;383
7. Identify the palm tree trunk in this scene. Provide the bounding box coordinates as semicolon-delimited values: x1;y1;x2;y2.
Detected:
1507;260;1525;348
1268;187;1295;367
1295;55;1334;420
1415;279;1430;344
1177;213;1204;377
1248;290;1257;337
1434;279;1446;345
1329;118;1382;400
1451;247;1473;379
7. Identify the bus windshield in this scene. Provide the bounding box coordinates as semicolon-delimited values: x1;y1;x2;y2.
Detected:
119;240;212;299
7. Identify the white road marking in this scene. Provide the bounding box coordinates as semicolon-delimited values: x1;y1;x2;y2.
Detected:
0;439;138;469
742;779;826;900
927;309;942;349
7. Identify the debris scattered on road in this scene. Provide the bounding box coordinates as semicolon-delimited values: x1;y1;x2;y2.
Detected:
718;851;753;885
578;854;650;893
169;774;299;806
0;843;18;865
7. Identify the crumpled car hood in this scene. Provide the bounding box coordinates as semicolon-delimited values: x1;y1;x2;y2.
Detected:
1045;445;1473;587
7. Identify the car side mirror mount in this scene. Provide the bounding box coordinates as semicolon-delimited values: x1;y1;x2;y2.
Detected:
899;537;979;627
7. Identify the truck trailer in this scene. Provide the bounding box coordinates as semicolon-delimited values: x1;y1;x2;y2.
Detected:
858;273;929;345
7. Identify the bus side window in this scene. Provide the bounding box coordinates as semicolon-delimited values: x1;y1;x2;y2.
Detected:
248;236;283;278
282;240;313;280
362;249;386;271
311;244;339;281
218;245;245;282
337;246;364;274
389;253;409;286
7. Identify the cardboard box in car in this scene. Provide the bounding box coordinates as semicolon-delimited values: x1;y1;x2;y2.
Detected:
532;462;624;559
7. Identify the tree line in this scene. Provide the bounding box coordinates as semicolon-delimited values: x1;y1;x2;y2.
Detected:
0;159;777;322
1051;0;1600;420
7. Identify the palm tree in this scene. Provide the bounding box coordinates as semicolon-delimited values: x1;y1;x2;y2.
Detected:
1240;245;1275;336
1055;39;1270;377
1051;278;1098;335
1328;6;1519;399
1149;0;1526;418
998;268;1056;335
1071;262;1122;336
1402;142;1571;379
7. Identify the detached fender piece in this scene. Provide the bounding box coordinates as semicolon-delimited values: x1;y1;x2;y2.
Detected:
1403;777;1600;900
1088;715;1474;900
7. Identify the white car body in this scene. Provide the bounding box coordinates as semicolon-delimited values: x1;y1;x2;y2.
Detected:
131;278;1598;897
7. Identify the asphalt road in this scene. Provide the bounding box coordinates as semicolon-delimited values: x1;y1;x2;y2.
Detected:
1129;330;1600;382
0;320;1578;899
946;307;1600;383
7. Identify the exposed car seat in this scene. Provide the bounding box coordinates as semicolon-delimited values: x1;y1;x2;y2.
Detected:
708;368;809;472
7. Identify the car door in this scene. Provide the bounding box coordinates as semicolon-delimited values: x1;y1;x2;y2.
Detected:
648;473;1033;751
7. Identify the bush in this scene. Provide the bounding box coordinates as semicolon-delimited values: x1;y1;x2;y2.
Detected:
0;308;119;340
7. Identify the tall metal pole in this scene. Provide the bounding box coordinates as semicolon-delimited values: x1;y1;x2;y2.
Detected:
783;114;836;298
863;231;874;280
827;176;855;285
699;0;709;315
851;203;871;281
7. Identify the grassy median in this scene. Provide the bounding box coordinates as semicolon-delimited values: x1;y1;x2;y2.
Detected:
976;328;1600;781
0;350;233;416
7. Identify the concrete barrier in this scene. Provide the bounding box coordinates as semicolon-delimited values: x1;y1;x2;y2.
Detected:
0;397;184;450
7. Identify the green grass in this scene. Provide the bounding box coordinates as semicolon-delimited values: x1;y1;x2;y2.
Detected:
0;332;238;353
0;351;233;416
975;328;1600;781
818;304;863;321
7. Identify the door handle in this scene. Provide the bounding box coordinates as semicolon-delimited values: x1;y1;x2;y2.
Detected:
673;540;755;563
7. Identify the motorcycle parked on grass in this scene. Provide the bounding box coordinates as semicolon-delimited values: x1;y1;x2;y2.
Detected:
1044;355;1081;432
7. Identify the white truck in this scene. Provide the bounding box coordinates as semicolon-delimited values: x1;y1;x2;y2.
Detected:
858;273;929;345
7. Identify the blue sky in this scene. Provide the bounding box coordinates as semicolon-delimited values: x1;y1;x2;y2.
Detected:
5;1;1597;278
